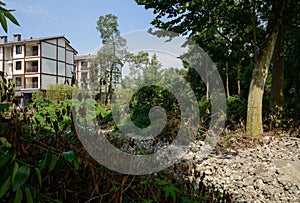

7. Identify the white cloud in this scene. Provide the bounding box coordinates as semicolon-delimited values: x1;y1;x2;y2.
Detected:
9;0;50;18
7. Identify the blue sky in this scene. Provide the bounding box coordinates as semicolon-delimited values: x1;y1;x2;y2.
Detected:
1;0;156;55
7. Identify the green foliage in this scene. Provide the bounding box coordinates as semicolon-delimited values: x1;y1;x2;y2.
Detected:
0;1;20;32
93;14;127;104
0;137;36;202
96;14;120;44
0;98;232;202
0;77;15;102
227;95;247;123
46;84;74;102
62;151;79;170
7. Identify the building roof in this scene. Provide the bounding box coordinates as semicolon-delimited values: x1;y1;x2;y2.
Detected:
75;54;96;61
0;35;78;54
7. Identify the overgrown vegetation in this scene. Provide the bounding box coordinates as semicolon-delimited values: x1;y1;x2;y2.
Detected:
0;89;232;202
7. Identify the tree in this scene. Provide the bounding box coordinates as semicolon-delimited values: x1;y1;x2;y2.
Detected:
93;14;127;104
284;10;300;120
269;0;299;125
0;1;19;32
135;0;290;136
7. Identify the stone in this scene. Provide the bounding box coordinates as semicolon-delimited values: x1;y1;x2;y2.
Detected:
178;136;300;202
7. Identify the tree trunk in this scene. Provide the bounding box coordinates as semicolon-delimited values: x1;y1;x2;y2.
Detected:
205;59;209;101
226;61;230;98
246;0;285;136
237;66;241;97
295;71;300;120
270;26;285;126
105;61;114;105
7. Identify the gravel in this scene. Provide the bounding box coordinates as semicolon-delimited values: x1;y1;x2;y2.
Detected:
181;136;300;202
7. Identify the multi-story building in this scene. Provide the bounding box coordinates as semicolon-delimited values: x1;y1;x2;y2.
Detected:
75;54;122;102
74;54;96;89
0;34;77;105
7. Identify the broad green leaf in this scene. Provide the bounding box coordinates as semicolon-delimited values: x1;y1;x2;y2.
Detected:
0;153;10;168
0;175;11;197
49;153;58;172
62;151;79;170
39;149;51;171
13;188;23;203
12;161;19;185
24;187;33;203
12;165;30;192
0;137;12;148
62;151;75;162
34;168;42;187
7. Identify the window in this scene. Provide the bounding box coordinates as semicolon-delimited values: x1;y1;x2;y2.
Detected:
26;77;38;88
81;72;88;81
81;61;88;67
32;46;38;56
16;45;22;54
31;61;38;72
32;77;38;88
26;61;38;72
15;77;22;87
15;61;22;70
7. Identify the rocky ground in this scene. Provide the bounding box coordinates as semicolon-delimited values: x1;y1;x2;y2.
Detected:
181;135;300;202
106;130;300;202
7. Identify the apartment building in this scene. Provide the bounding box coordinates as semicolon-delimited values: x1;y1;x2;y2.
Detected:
75;54;122;102
74;54;96;89
0;34;77;105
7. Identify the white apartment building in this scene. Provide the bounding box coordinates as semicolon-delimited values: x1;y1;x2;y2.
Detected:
0;34;77;105
75;54;122;102
74;54;96;89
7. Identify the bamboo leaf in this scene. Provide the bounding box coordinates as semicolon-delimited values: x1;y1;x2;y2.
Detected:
13;188;23;203
24;187;33;203
34;168;42;187
0;175;11;197
0;137;12;148
0;12;7;32
12;165;30;192
0;153;10;168
39;149;51;171
3;11;20;26
49;153;58;172
12;161;19;186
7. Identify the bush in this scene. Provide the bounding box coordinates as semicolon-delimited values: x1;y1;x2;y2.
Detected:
226;95;247;125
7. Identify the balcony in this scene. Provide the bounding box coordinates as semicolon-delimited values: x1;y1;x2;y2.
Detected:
26;77;38;88
26;50;39;57
26;65;38;73
26;82;38;88
26;61;38;73
14;76;23;90
26;46;39;57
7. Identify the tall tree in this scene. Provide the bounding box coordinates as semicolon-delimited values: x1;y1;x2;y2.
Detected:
269;0;299;124
93;14;127;104
136;0;289;136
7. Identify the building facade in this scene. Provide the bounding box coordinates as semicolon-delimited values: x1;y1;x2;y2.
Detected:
75;54;122;102
0;34;77;105
74;54;96;89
